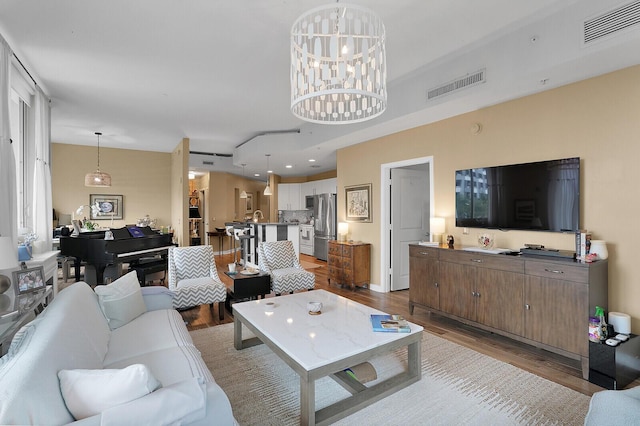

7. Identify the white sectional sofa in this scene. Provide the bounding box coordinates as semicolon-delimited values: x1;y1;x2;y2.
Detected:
0;275;236;425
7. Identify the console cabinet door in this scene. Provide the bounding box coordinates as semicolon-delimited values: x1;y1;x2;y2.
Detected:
439;261;476;321
409;246;439;313
476;268;524;336
524;275;587;356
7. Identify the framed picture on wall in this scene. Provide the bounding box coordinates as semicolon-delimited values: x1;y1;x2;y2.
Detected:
345;183;372;223
90;194;124;220
245;193;253;214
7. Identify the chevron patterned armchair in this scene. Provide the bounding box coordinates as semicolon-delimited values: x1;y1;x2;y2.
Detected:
257;240;315;295
167;245;227;319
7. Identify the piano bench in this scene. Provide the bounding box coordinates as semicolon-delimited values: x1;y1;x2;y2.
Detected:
130;259;167;286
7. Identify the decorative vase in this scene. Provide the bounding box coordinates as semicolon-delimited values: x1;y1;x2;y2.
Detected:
589;240;608;260
18;244;32;261
477;233;495;249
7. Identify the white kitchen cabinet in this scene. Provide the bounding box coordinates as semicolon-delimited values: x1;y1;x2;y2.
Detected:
300;178;337;198
278;183;301;210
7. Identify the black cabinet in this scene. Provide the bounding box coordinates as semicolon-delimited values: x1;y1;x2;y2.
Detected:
589;335;640;389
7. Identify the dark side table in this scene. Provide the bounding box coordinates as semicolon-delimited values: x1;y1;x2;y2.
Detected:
589;334;640;389
224;271;271;312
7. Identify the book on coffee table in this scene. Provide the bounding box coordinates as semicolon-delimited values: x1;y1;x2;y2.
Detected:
370;314;411;333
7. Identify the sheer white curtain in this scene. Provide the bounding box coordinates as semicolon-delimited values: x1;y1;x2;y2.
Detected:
32;86;51;253
0;34;18;261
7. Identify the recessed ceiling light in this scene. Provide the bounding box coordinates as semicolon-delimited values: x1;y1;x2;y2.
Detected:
308;158;316;162
286;165;293;169
254;173;260;177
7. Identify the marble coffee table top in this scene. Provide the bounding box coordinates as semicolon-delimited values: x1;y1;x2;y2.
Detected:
232;289;423;371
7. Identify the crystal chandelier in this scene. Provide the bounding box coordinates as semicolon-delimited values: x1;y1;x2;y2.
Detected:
290;2;387;124
84;132;112;187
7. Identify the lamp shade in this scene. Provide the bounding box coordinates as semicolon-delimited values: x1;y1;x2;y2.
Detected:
430;217;445;243
189;206;201;219
84;171;111;187
338;222;349;241
290;3;387;124
0;236;18;270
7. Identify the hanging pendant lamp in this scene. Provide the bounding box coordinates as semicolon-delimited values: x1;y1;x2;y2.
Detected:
240;164;247;199
290;1;387;124
264;154;272;196
84;132;112;187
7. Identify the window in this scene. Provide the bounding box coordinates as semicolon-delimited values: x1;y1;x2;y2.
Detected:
9;60;35;232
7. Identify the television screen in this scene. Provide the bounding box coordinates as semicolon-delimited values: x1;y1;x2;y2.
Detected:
455;157;580;233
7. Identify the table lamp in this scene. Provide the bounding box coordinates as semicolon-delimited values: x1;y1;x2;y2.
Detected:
430;217;446;244
338;222;349;242
0;236;19;314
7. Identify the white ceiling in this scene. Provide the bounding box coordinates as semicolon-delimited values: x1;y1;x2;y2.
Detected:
1;0;639;179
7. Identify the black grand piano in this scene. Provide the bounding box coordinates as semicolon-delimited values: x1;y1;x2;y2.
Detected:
60;226;175;285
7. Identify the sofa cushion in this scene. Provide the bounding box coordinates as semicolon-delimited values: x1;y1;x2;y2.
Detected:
99;378;207;426
103;309;194;366
0;282;110;426
95;271;147;330
58;364;161;420
104;345;214;387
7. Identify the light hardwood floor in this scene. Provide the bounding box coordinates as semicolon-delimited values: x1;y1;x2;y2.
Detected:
178;252;625;398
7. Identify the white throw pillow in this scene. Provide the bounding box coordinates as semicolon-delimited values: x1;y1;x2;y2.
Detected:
58;364;162;420
94;271;146;330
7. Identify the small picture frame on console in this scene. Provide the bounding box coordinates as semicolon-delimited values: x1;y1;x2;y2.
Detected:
12;266;46;295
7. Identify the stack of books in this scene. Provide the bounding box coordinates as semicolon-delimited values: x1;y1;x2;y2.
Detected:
575;230;592;260
370;314;411;333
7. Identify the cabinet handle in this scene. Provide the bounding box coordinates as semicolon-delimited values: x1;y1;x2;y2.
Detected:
471;258;483;263
434;282;439;288
419;251;430;256
544;268;564;274
525;304;530;310
476;292;481;298
472;291;477;296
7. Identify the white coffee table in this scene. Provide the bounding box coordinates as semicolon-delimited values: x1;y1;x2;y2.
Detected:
232;289;423;425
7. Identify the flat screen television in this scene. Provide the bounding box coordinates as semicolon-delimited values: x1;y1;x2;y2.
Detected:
455;157;580;233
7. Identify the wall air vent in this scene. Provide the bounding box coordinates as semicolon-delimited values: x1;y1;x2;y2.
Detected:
427;69;486;101
202;160;214;166
584;1;640;44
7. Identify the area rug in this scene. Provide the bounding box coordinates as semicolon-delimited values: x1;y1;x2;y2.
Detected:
190;324;590;425
300;260;323;270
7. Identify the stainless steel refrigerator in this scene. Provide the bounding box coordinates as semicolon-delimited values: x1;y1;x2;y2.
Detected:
313;193;336;261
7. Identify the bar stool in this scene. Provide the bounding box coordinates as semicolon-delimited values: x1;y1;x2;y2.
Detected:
226;225;239;264
233;226;251;266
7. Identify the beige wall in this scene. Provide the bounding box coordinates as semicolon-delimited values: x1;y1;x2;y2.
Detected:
52;143;172;230
338;65;640;331
171;138;189;246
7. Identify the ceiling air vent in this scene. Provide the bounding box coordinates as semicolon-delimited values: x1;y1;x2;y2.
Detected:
202;160;214;166
427;69;486;101
584;1;640;44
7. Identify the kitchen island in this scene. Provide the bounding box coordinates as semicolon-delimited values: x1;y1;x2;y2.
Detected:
226;221;300;268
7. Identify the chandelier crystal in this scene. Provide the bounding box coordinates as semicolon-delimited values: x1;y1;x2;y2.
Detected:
264;154;272;196
290;2;387;124
84;132;112;187
240;164;247;199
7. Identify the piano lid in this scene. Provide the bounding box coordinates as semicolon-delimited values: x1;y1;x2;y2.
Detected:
65;226;161;240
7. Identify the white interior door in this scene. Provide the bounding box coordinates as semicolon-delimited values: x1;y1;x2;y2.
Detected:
390;167;429;291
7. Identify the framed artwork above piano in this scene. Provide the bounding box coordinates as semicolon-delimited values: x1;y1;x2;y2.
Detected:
89;194;123;220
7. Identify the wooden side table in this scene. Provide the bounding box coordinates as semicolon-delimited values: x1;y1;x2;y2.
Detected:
224;271;271;312
328;240;370;289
